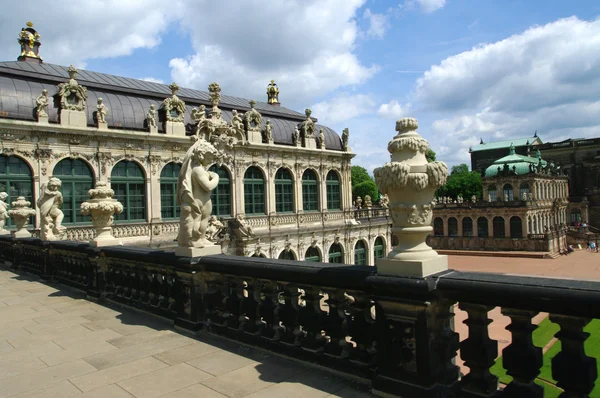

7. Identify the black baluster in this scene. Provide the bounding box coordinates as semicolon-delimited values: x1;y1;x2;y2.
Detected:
241;278;261;335
299;285;326;352
278;283;302;346
259;281;280;340
459;303;499;397
323;289;350;358
500;308;543;398
550;314;596;398
346;291;376;369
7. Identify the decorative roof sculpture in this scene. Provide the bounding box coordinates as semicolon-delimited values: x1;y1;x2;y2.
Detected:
244;100;262;133
266;80;280;105
162;82;186;123
57;65;87;111
18;22;42;63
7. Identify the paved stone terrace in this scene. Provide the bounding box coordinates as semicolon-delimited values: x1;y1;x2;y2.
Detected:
0;269;373;398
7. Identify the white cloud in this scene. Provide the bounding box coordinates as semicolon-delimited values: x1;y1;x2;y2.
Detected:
140;77;165;84
363;9;389;39
414;16;600;166
377;100;409;119
311;94;376;124
0;0;181;67
402;0;447;14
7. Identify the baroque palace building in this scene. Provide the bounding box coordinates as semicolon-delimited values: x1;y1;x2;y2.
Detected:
430;145;569;254
0;23;391;265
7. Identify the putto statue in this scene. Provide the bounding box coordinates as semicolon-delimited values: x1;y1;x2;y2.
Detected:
147;104;157;128
229;109;244;140
231;214;255;239
0;192;9;235
380;193;389;208
37;177;66;241
264;119;273;143
471;195;477;203
176;138;223;256
292;127;300;146
35;89;49;120
96;98;108;124
364;195;372;208
206;215;225;241
319;129;325;149
342;128;349;151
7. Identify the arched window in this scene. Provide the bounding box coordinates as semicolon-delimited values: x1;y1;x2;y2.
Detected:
354;240;367;265
328;243;344;264
251;253;267;258
326;171;341;210
53;158;94;224
302;169;319;211
209;165;231;217
244;167;265;215
0;155;33;227
503;184;513;201
493;216;506;238
160;163;180;219
488;185;497;202
462;217;473;237
448;217;458;237
519;182;530;200
111;161;146;221
374;237;386;259
305;247;321;262
433;217;444;236
275;168;294;213
477;217;489;238
510;216;523;238
278;250;296;260
571;208;582;224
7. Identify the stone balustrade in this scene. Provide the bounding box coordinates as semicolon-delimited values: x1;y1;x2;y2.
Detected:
1;234;598;398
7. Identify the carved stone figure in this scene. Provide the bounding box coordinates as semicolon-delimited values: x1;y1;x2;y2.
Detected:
80;181;124;247
342;128;349;151
37;177;66;241
300;108;316;139
231;214;255;239
504;193;509;201
380;193;389;208
229;109;243;137
244;100;263;131
176;139;222;249
488;194;492;202
319;129;325;149
355;196;363;208
264;119;273;143
35;89;49;119
528;192;533;201
8;197;36;238
206;215;225;241
162;82;185;123
147;104;157;129
364;195;372;208
457;196;463;204
0;192;9;235
96;98;108;124
191;105;207;136
522;192;528;201
471;195;477;203
292;127;300;146
58;65;87;111
266;80;279;105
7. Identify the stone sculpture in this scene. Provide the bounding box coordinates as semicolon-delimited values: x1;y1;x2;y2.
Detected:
35;89;49;120
8;197;36;238
380;193;389;208
457;196;463;204
528;193;533;201
0;192;9;235
37;177;67;240
355;196;363;209
522;192;528;201
231;214;255;239
206;215;225;241
147;104;157;129
488;194;492;202
192;105;207;138
80;181;124;247
263;119;273;143
471;195;477;203
175;138;223;256
342;128;349;151
96;98;108;124
163;82;185;123
364;195;372;208
292;127;300;146
504;193;509;201
58;65;87;111
373;117;449;277
229;109;244;138
319;129;325;149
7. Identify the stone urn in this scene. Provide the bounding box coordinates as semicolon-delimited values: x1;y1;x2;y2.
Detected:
374;118;449;277
80;181;123;247
8;197;36;238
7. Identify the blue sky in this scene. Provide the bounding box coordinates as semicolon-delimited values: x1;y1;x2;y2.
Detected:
2;0;599;173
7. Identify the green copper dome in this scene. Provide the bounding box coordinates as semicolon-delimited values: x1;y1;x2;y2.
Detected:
485;144;548;177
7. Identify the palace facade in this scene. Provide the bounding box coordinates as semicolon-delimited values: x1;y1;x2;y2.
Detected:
0;23;391;265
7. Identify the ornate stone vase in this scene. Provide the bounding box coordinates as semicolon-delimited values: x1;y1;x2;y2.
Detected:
8;197;36;238
80;182;123;247
374;118;449;277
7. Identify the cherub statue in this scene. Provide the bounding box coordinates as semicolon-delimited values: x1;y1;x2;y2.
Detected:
527;192;533;201
191;105;207;137
471;195;477;203
0;192;9;234
206;215;225;241
147;104;157;128
488;194;492;202
504;193;509;201
292;127;299;145
380;193;389;208
364;195;372;207
232;214;255;239
319;129;325;149
35;89;49;119
355;196;363;208
522;192;528;201
176;139;221;248
37;177;66;240
96;98;108;123
342;128;349;151
264;119;273;142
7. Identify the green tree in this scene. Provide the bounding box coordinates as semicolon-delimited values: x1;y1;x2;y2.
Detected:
351;165;379;202
426;148;436;163
436;163;482;200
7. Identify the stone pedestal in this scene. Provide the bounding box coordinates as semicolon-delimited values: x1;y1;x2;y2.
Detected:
37;115;49;125
304;139;317;149
89;236;122;247
97;121;108;130
377;256;448;278
0;229;10;236
175;245;222;257
149;125;158;134
60;110;87;127
248;130;263;144
165;121;186;136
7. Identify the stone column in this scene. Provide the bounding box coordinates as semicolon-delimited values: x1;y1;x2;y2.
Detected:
504;216;510;238
487;217;494;238
442;217;448;237
150;172;161;222
522;215;528;238
320;170;327;212
457;217;463;237
296;168;304;213
374;118;448;277
265;168;275;215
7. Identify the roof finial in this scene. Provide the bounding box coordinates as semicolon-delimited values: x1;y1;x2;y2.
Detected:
480;137;484;144
267;80;280;106
17;22;42;64
509;142;515;155
533;130;538;138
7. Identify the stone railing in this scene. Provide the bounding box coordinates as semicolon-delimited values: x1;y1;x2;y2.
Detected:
243;209;391;229
1;235;597;397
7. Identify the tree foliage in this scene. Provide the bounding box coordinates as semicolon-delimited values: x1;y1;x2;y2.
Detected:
426;148;436;163
436;163;483;200
351;165;379;202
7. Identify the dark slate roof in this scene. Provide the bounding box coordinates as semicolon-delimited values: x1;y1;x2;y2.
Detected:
0;61;342;150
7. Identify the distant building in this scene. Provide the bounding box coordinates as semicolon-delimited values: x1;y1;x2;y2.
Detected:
431;145;569;255
0;23;391;265
469;133;543;174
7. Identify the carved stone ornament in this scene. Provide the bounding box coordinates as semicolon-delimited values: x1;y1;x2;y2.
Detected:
374;117;449;277
35;89;49;119
18;22;42;61
96;97;108;124
8;196;36;238
37;177;67;241
244;100;262;132
58;65;88;111
0;192;9;236
231;214;255;240
147;104;157;129
80;181;123;247
342;127;349;151
300;108;315;139
162;82;185;123
263;119;273;143
266;80;279;105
